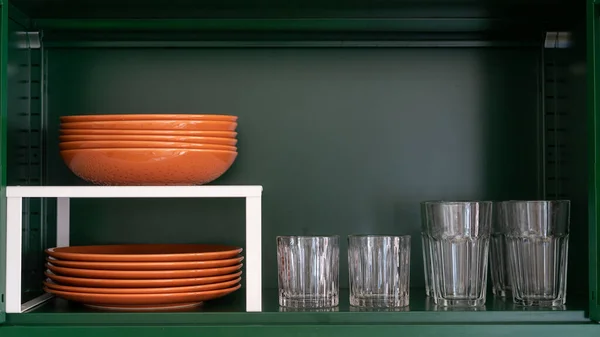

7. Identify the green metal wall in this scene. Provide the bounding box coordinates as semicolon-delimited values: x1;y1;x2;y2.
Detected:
42;47;552;290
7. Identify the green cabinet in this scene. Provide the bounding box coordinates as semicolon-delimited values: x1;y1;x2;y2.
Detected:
589;0;600;323
1;0;600;334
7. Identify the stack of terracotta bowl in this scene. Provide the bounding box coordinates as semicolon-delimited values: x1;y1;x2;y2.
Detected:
43;244;243;311
59;114;238;185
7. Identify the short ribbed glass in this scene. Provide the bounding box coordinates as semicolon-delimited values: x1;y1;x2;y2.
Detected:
277;235;339;308
422;201;492;307
500;200;570;307
490;202;511;297
348;235;411;308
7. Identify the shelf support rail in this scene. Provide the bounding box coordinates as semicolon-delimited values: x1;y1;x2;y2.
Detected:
4;185;263;313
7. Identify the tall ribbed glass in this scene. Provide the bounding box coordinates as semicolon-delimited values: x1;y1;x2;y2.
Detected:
421;233;434;297
420;203;434;297
348;235;411;308
500;200;570;307
277;235;339;308
422;201;492;307
490;202;511;297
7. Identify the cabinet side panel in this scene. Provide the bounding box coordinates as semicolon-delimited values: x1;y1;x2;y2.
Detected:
588;0;600;322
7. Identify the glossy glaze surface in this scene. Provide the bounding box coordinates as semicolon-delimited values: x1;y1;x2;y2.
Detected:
47;256;244;270
58;134;238;145
60;148;237;185
46;263;243;279
58;140;237;151
59;129;238;137
46;244;243;262
60;114;238;122
60;120;238;131
45;270;243;288
43;277;241;294
43;284;241;306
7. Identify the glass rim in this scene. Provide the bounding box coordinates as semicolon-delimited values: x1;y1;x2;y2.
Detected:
421;200;493;205
497;200;570;204
348;234;411;239
276;235;339;239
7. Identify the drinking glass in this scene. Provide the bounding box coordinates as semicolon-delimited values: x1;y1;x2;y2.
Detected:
490;202;511;297
422;201;492;307
500;200;570;306
277;235;339;308
348;235;411;308
420;202;434;297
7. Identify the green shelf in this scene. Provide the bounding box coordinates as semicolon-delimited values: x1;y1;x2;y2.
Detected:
6;289;590;326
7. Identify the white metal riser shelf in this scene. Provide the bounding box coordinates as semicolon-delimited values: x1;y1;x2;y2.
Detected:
4;185;263;313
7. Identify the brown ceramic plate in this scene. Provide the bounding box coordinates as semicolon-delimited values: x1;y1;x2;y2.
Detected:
46;244;243;262
59;135;238;146
60;129;238;137
45;270;242;288
85;302;204;312
43;277;241;294
60;148;237;185
44;284;241;309
58;140;237;151
60;114;238;123
47;263;242;279
47;256;244;270
60;120;237;131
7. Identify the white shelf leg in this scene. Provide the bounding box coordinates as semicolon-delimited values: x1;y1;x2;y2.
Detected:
6;197;23;313
245;196;262;312
56;197;70;247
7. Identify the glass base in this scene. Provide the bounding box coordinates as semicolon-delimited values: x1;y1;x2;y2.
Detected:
279;294;339;308
434;297;486;307
350;294;409;308
513;297;565;307
492;288;510;298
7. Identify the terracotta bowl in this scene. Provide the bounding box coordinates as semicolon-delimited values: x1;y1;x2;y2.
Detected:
60;114;238;123
60;129;238;137
59;135;238;146
59;141;237;152
60;120;237;131
60;148;237;185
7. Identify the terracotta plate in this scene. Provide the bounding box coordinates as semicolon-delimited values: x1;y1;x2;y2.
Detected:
58;135;238;146
60;120;237;131
47;263;242;279
43;277;241;294
47;256;244;270
44;284;241;310
59;129;238;137
60;114;238;123
45;270;242;288
85;302;204;312
46;244;243;262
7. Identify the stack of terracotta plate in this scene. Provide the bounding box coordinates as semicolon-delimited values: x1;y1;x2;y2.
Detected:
58;114;238;185
43;244;243;311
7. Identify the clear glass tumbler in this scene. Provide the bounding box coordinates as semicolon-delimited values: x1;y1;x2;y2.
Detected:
422;201;492;307
500;200;570;307
277;235;339;308
490;202;511;297
421;233;434;297
348;235;411;308
420;201;434;297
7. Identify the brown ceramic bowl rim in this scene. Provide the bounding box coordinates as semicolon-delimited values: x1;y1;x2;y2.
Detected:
59;129;238;136
60;148;238;153
60;114;238;122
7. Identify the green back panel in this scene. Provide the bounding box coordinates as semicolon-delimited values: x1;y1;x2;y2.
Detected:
42;47;569;290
